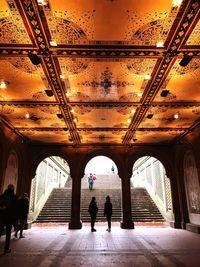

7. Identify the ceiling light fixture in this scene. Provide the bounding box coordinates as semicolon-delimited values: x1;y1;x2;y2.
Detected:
160;90;169;97
50;40;57;47
172;0;182;6
179;56;193;67
70;109;75;113
57;114;63;119
0;81;9;89
147;114;153;119
144;74;151;80
45;90;53;97
28;53;41;65
127;118;131;123
37;0;47;6
156;41;164;48
174;113;179;119
131;109;136;114
137;93;142;97
25;113;30;119
60;74;65;79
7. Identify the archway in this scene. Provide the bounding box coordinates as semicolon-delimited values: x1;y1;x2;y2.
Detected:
184;150;200;225
3;151;19;192
29;156;71;223
81;155;121;223
131;156;173;225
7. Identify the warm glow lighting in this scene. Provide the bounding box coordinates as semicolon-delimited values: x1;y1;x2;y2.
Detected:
137;93;142;97
127;118;131;123
25;113;30;119
66;92;70;97
144;74;151;80
37;0;47;6
0;81;8;89
73;118;77;123
174;113;179;119
60;74;65;79
156;41;164;48
50;40;57;46
131;109;136;114
70;109;75;113
172;0;182;6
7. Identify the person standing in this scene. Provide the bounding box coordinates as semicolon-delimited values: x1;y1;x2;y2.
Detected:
88;173;94;191
104;195;112;232
15;193;29;239
0;184;18;253
88;197;98;232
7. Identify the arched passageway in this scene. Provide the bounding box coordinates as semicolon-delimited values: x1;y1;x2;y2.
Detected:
131;156;173;224
81;156;121;223
29;156;71;223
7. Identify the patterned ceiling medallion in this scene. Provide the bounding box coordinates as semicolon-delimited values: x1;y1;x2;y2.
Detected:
79;67;135;96
59;58;89;75
127;59;156;75
0;0;31;44
44;6;88;44
11;58;43;75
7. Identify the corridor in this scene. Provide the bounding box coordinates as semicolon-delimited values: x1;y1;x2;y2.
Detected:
0;223;200;267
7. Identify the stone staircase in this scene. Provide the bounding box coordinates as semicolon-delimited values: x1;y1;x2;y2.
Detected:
36;186;164;223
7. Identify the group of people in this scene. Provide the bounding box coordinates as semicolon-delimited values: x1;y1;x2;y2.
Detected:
0;184;29;254
88;195;112;232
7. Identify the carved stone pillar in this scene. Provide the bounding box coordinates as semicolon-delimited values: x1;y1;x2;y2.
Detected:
120;175;134;229
69;175;82;229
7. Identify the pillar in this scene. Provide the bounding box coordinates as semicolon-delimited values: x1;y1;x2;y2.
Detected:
120;175;134;229
69;175;82;229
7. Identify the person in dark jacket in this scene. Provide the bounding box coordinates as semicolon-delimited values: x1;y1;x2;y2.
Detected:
15;193;29;239
104;195;112;232
88;197;98;232
0;184;18;253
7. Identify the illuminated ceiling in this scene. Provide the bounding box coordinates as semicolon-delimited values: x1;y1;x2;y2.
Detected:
0;0;199;146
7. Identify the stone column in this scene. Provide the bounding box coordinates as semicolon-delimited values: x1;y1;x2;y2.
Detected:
120;175;134;229
69;175;82;229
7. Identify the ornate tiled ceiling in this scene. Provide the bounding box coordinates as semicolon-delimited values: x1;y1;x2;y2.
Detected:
0;0;199;146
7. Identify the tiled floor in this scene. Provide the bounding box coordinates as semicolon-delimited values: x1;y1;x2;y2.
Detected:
0;222;200;267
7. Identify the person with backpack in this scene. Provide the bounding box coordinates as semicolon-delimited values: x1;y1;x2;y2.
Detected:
0;184;18;253
88;173;94;191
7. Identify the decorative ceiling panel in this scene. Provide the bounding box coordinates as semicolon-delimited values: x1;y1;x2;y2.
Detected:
155;59;200;102
18;129;70;144
0;0;31;44
60;59;156;102
0;0;199;146
0;105;64;128
186;19;200;45
0;58;56;101
79;130;124;144
75;107;132;128
133;130;185;144
140;106;200;129
46;0;177;43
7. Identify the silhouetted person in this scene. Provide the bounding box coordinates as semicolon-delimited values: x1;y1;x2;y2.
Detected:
15;193;29;239
104;195;112;232
88;197;98;232
111;165;115;174
0;184;18;253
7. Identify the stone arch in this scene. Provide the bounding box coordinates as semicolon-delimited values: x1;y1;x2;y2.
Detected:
29;149;73;180
183;149;200;223
78;149;125;179
3;150;19;192
127;148;172;180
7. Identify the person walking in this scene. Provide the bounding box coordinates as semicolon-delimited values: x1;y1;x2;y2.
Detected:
88;173;94;191
88;197;98;232
0;184;18;253
104;195;112;232
15;193;29;239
